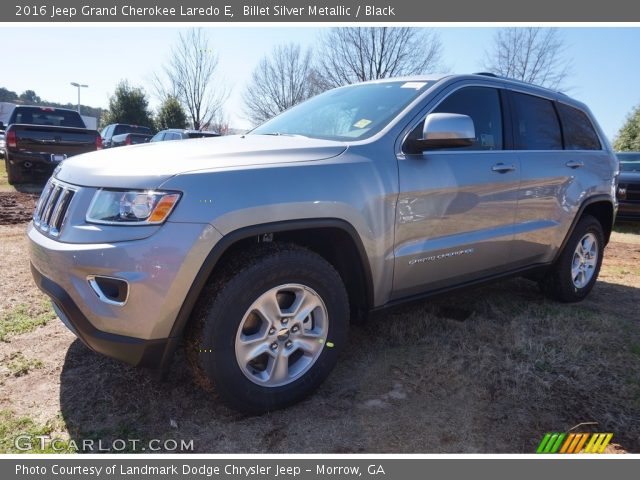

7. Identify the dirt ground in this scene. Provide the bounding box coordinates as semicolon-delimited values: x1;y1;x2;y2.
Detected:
0;190;638;453
0;192;37;226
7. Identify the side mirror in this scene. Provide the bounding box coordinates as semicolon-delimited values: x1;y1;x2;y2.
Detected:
0;121;4;130
406;113;475;153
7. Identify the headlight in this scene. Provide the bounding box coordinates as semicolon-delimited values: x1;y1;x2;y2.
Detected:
86;189;181;225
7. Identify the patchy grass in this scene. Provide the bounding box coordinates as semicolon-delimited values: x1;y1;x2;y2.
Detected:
613;222;640;236
0;162;10;192
612;222;640;245
0;410;75;453
0;302;56;342
4;352;44;377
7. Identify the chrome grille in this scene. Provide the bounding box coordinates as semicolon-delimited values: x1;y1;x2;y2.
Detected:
33;179;76;237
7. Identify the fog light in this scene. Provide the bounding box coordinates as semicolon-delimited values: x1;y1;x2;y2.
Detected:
87;275;129;306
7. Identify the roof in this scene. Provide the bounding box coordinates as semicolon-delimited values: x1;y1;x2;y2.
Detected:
357;73;586;110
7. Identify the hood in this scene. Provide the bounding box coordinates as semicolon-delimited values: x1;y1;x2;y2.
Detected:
55;135;347;189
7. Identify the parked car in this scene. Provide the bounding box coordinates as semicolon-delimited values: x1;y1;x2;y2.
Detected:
150;129;220;142
0;130;5;159
2;106;101;185
100;124;153;148
29;74;617;413
616;152;640;221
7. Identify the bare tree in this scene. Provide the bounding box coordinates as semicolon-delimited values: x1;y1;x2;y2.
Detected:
243;43;316;126
314;27;443;90
158;29;228;130
483;27;571;90
208;109;231;135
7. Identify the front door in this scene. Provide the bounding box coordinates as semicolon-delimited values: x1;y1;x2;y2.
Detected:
392;85;521;299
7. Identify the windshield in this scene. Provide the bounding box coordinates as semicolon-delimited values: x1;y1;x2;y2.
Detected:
251;80;435;141
617;153;640;172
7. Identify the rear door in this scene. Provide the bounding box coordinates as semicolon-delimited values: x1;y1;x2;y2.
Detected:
508;91;608;266
392;84;521;299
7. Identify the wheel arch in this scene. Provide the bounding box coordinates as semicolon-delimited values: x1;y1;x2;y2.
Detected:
555;195;615;263
158;218;374;372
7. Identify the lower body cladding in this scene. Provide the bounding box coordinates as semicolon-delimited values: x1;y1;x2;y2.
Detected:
28;221;221;367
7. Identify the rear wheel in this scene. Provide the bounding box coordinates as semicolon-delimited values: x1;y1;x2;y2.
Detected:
5;159;24;185
539;215;604;302
187;244;349;414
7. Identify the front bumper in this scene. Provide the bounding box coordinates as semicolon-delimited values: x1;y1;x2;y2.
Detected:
28;220;222;367
31;264;174;367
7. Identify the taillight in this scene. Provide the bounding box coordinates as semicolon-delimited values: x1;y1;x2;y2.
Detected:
125;136;132;146
96;136;103;150
6;130;16;148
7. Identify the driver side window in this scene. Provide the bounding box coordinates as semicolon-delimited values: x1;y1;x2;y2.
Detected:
409;86;504;151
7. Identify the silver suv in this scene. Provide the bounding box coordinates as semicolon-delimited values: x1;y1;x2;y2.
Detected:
28;74;618;413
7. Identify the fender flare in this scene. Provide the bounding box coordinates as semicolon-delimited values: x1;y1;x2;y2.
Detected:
158;218;374;371
554;194;615;263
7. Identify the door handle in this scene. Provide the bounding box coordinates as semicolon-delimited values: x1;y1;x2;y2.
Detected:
491;163;516;173
565;160;584;169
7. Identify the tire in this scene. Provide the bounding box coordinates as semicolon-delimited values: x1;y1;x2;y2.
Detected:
539;215;604;302
187;243;349;414
5;159;23;185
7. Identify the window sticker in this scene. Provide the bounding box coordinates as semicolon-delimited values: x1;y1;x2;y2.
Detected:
353;119;372;129
401;82;427;90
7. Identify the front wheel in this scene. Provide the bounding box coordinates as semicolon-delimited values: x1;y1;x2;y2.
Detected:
539;215;604;302
187;244;349;414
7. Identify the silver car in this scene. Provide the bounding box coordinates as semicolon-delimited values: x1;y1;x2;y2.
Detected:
28;74;618;413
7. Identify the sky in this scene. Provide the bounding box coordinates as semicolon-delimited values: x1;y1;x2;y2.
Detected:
0;26;638;140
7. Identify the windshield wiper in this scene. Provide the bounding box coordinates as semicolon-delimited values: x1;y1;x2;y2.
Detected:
259;132;308;138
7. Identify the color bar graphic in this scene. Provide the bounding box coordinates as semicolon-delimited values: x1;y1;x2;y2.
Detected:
537;433;613;454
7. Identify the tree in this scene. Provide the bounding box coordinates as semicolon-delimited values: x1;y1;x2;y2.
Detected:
0;87;17;102
613;104;640;151
314;27;443;90
156;95;187;130
483;27;571;90
243;43;316;125
19;90;41;104
101;81;154;129
208;110;230;135
157;28;227;130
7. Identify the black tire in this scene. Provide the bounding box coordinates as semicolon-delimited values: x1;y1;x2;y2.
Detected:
5;159;23;185
186;243;349;414
539;215;604;302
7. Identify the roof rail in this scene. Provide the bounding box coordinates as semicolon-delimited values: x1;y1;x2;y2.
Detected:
473;72;499;78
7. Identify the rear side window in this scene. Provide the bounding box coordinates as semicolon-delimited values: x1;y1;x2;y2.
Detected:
12;107;85;128
113;125;153;136
557;103;601;150
512;92;562;150
432;87;503;150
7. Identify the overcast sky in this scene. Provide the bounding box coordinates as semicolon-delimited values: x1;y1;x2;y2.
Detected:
1;26;638;140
